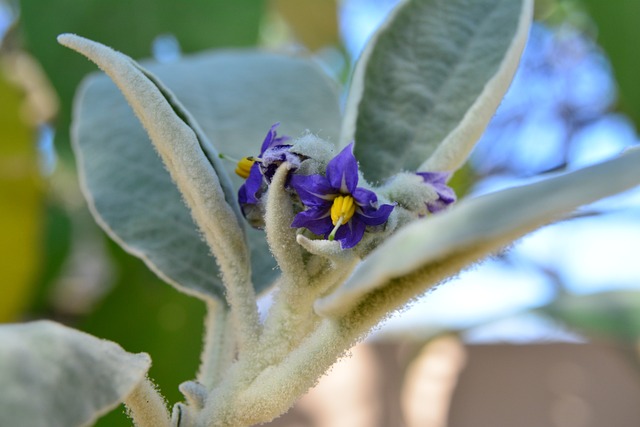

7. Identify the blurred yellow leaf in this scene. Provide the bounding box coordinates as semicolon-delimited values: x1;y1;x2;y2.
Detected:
273;0;339;50
0;65;42;322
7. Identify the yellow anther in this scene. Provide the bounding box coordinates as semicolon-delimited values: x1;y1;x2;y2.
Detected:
330;195;356;226
235;157;256;179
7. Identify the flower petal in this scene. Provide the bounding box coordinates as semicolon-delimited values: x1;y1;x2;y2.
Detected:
426;198;451;214
260;122;282;153
290;174;335;207
417;171;450;186
335;219;367;249
261;144;299;182
356;203;395;226
433;185;456;204
326;143;359;194
352;187;378;207
291;207;334;236
352;187;395;226
238;163;263;205
418;171;457;213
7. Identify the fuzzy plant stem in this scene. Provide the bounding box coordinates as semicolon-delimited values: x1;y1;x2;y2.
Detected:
198;299;235;390
199;319;352;427
217;259;261;356
260;164;312;355
202;275;433;426
124;377;171;427
198;259;470;426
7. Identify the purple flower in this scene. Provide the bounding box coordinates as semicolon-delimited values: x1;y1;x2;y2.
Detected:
416;172;456;213
291;143;395;249
260;145;302;183
237;123;291;208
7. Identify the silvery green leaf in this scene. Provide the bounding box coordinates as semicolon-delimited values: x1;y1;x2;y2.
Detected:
63;34;244;302
0;321;150;427
342;0;532;182
64;35;341;297
315;148;640;317
72;73;227;300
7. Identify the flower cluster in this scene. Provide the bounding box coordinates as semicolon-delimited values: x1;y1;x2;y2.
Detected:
234;124;457;249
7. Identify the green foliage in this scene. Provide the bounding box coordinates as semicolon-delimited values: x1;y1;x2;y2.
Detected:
18;0;266;160
581;0;640;127
25;201;73;314
6;0;640;426
540;290;640;343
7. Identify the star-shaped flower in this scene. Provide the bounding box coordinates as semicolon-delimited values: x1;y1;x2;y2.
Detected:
290;143;395;249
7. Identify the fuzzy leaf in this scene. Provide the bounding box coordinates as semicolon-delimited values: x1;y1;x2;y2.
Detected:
342;0;532;182
66;35;341;297
316;148;640;317
0;320;150;427
64;34;244;301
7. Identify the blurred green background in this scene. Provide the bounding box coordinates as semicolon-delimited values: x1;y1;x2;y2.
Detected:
1;1;640;426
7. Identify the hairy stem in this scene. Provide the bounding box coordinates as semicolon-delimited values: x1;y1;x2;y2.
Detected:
124;377;171;427
198;299;235;390
260;164;315;360
264;163;308;280
200;319;353;427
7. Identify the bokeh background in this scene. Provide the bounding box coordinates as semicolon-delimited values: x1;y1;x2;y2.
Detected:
1;1;640;426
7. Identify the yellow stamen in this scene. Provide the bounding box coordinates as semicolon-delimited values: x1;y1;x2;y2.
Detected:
235;157;256;179
328;195;356;241
330;195;356;226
